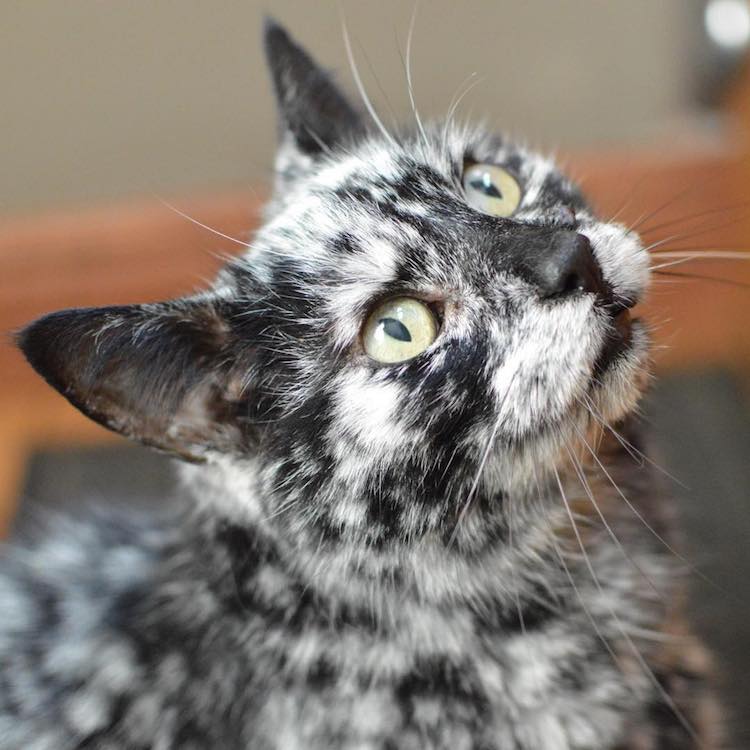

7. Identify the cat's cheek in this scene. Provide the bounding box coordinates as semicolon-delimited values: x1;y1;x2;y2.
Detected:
489;301;601;437
328;370;411;459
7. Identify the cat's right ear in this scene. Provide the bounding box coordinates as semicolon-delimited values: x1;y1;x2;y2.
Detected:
263;19;364;172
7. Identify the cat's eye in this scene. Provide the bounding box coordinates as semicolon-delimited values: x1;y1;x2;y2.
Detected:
362;297;438;364
462;163;521;217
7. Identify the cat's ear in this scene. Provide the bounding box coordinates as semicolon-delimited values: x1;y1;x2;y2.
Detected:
263;19;364;167
17;297;251;462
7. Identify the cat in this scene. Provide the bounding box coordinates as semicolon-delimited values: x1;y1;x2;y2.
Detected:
0;19;723;750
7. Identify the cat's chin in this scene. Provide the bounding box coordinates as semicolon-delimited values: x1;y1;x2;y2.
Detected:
593;308;633;376
588;316;650;424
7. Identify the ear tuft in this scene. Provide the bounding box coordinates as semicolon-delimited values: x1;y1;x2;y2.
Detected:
263;18;364;157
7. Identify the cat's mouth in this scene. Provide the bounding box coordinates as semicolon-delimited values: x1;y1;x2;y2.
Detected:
593;301;635;376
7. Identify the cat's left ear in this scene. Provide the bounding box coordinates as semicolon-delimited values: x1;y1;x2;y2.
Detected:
263;19;364;171
17;296;252;462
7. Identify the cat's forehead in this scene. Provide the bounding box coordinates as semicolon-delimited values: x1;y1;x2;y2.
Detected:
307;127;583;214
248;127;589;288
258;126;588;259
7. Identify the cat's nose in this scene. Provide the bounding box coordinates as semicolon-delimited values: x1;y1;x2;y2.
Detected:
535;232;606;299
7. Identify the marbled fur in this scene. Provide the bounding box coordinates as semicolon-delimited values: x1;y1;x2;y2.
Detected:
0;20;722;750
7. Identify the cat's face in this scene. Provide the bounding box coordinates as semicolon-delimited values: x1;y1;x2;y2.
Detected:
18;21;650;545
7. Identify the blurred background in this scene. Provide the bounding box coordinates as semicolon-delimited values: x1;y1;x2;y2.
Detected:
0;0;743;213
1;0;750;740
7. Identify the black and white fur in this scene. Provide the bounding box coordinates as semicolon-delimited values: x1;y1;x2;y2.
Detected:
0;21;721;750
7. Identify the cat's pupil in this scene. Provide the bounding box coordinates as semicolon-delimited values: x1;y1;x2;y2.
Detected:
470;173;503;199
380;318;411;342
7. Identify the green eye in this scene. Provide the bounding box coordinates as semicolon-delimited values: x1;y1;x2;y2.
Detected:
463;163;521;217
363;297;438;364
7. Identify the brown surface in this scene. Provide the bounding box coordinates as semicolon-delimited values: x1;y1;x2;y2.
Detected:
0;191;264;532
2;141;750;532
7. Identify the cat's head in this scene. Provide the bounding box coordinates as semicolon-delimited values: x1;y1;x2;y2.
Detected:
19;21;649;546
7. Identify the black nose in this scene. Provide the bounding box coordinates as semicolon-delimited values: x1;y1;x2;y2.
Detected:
534;232;606;299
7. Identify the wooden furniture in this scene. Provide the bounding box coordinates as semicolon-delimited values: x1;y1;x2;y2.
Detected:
2;139;750;533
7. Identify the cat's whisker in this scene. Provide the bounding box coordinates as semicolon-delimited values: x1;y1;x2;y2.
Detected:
639;199;750;237
653;269;750;289
565;438;666;603
650;258;729;271
577;393;685;487
340;14;399;148
445;73;480;123
258;495;301;523
155;197;250;248
541;469;635;688
441;74;483;156
575;430;737;603
549;532;626;657
651;243;750;255
506;461;526;636
650;250;750;267
644;209;750;252
643;233;684;253
630;161;746;233
620;625;686;643
447;368;519;549
552;467;704;747
651;277;696;286
357;44;401;138
404;1;429;150
304;127;337;158
606;173;651;227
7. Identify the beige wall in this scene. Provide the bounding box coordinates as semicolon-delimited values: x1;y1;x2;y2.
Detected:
1;1;700;216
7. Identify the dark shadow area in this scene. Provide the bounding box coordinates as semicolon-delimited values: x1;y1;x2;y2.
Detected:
13;442;178;531
646;371;750;745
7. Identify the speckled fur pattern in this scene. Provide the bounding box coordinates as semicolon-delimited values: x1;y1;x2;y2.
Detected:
0;21;722;750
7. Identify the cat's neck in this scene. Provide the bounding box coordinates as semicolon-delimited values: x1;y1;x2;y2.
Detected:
177;457;569;622
174;432;652;623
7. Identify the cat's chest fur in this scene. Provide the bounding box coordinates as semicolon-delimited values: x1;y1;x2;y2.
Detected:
1;474;662;750
0;455;714;750
245;598;639;750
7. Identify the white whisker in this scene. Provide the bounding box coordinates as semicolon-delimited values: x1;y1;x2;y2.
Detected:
506;461;526;636
340;14;398;148
640;199;750;237
565;440;666;602
578;394;686;488
650;250;750;272
533;467;629;683
643;234;683;253
155;196;250;248
441;73;483;155
575;430;739;603
447;367;518;548
405;2;428;149
552;467;703;746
